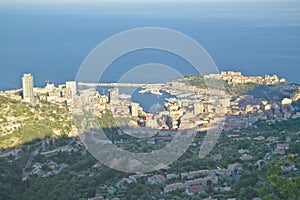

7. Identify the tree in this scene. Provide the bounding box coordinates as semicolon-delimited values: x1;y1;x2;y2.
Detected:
259;161;300;199
238;186;257;200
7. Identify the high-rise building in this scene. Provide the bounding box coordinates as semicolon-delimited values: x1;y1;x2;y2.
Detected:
194;102;204;115
130;102;140;117
203;102;213;113
22;73;34;104
109;87;119;104
66;81;77;97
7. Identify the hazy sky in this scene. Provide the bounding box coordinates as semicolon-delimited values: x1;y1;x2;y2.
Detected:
0;0;293;5
0;0;284;2
2;0;299;19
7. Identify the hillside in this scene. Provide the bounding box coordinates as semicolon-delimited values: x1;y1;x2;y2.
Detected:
0;95;74;149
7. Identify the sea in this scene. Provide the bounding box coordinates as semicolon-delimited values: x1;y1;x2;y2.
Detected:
96;86;173;113
1;1;300;92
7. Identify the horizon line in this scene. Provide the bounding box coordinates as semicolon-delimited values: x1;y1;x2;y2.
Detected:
0;0;293;5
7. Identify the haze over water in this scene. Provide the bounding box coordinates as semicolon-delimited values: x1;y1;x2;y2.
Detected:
1;0;300;91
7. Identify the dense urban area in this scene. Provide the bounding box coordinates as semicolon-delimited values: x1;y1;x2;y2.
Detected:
1;71;300;200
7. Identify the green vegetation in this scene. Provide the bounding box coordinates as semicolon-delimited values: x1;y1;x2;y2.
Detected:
225;82;259;96
97;109;118;129
255;117;300;132
0;157;25;199
183;74;259;96
0;95;73;149
183;74;207;88
249;84;297;101
1;91;300;199
0;95;17;104
13;124;53;146
259;160;300;200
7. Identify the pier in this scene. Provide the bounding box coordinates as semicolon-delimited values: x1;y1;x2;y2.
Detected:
78;82;164;88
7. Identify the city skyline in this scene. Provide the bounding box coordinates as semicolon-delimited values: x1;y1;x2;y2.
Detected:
1;0;300;199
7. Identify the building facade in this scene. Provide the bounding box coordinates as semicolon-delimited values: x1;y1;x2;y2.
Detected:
65;81;77;97
22;73;34;104
109;87;119;104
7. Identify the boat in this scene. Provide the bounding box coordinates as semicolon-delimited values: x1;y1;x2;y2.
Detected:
138;88;149;94
150;88;162;96
165;97;178;102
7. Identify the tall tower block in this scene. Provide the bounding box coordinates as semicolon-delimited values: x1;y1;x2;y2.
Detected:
109;87;119;104
22;73;34;104
66;81;77;97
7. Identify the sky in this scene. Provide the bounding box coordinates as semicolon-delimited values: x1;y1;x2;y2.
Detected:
0;0;289;3
2;0;299;19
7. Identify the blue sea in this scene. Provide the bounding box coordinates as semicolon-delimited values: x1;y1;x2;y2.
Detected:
97;86;173;112
1;1;300;91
